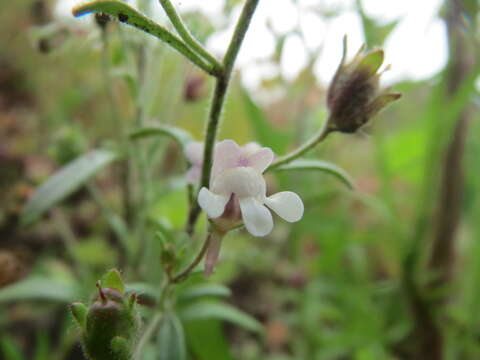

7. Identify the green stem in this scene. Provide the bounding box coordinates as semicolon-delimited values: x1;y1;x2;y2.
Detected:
186;0;260;234
132;44;152;273
171;233;212;283
266;120;333;172
73;1;217;76
158;0;222;71
133;313;162;360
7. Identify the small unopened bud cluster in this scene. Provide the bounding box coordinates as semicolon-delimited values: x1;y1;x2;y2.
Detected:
326;37;401;133
70;269;139;360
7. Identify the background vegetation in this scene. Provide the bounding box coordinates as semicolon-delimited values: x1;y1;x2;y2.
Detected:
0;0;479;359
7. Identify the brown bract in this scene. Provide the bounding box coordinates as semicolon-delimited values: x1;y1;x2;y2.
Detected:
326;37;401;133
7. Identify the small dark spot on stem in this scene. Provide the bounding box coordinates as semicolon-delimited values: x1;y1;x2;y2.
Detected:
118;13;128;23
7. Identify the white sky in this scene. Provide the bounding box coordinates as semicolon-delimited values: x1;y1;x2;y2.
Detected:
57;0;448;88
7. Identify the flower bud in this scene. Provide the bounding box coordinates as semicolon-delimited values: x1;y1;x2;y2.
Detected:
69;269;139;360
326;37;401;133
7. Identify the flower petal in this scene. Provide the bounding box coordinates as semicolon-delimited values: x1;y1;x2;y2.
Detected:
198;187;230;218
186;167;201;185
211;140;242;181
242;142;261;155
185;141;204;165
239;197;273;237
265;191;304;222
247;147;274;173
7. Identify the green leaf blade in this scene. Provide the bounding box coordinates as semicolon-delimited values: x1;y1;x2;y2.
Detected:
157;313;187;360
180;302;263;334
177;283;231;303
130;125;193;150
21;149;118;225
275;159;355;189
0;277;79;303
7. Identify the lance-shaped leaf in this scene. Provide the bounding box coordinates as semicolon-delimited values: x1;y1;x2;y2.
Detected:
130;125;193;150
179;302;263;334
157;313;187;360
21;149;118;225
0;277;79;303
177;283;231;303
72;1;215;75
275;159;355;189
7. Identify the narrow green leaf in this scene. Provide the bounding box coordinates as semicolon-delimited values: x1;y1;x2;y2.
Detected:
275;159;355;189
72;1;215;75
21;149;118;225
177;284;231;303
0;277;79;303
180;302;263;333
125;283;159;301
130;125;193;150
34;331;50;360
157;313;186;360
184;320;234;360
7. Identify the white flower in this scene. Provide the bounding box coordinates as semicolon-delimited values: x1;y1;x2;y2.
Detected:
185;140;263;185
185;141;204;184
197;140;304;237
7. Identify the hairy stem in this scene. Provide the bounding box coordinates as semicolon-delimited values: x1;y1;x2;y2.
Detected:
171;233;213;283
158;0;222;71
73;1;217;76
186;0;260;234
133;313;162;360
266;120;333;172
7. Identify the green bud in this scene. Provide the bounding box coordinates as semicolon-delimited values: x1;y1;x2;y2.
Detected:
70;271;140;360
326;36;401;133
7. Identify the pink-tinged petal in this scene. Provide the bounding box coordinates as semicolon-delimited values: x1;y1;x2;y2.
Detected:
211;140;242;181
198;187;229;218
265;191;304;222
186;167;201;185
204;232;222;276
242;142;261;155
185;141;204;165
246;147;274;173
239;197;273;237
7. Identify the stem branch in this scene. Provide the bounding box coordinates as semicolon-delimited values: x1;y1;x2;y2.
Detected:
186;0;260;234
171;233;212;283
158;0;222;71
267;120;333;172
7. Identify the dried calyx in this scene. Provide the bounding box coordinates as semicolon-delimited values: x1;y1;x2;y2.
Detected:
326;36;401;134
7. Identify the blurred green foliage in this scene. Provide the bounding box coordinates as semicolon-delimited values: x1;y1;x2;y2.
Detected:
0;0;479;359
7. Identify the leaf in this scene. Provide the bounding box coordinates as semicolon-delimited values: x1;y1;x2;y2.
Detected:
275;159;355;189
0;277;79;303
184;320;234;360
240;87;290;153
72;1;214;75
125;283;159;301
180;301;263;333
101;269;125;294
157;313;186;360
130;125;193;150
21;149;118;225
177;284;231;303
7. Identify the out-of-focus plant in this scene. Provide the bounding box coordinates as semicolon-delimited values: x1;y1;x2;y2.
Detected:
0;0;404;358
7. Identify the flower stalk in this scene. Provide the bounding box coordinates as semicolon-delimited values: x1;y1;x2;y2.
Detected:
187;0;261;234
157;0;222;72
